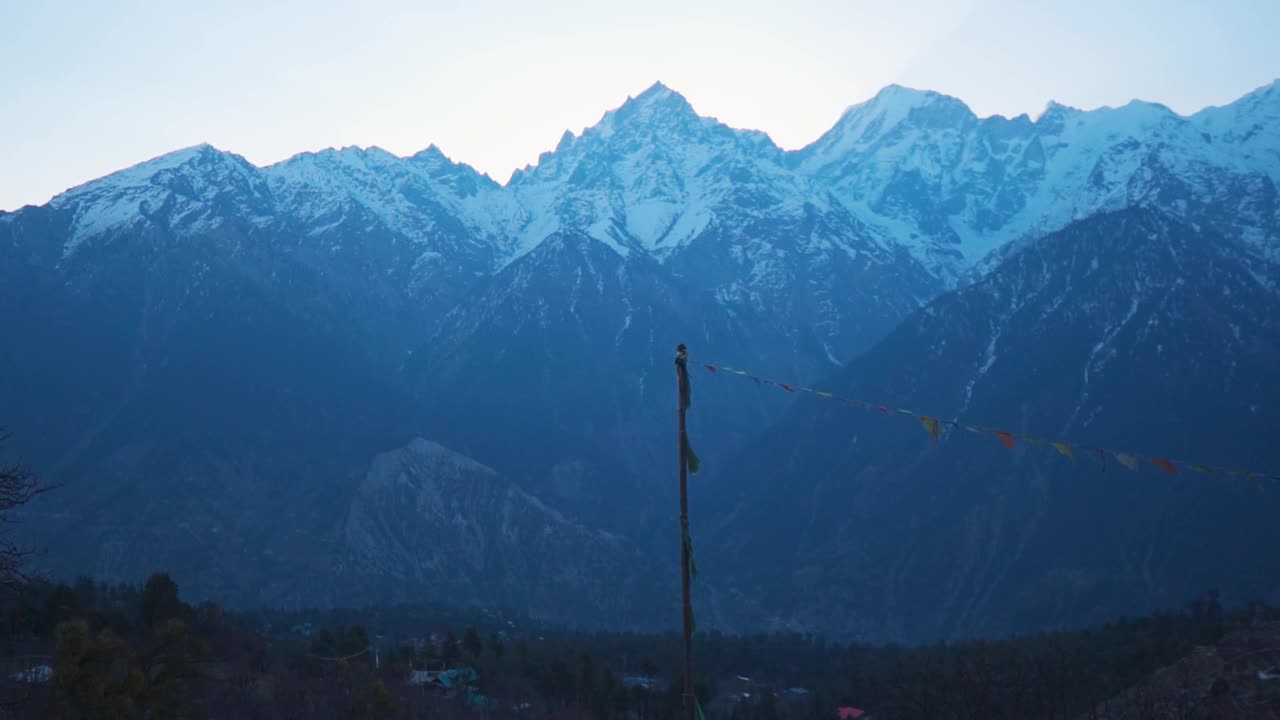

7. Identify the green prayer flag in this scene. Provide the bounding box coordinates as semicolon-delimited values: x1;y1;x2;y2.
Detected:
685;440;700;474
683;519;699;579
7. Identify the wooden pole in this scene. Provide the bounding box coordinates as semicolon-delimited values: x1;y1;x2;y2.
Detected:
675;343;695;720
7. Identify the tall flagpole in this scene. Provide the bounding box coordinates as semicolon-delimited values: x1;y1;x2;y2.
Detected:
675;343;695;720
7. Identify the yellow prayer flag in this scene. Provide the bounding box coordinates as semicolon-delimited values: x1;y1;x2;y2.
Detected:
1051;441;1074;461
918;416;942;441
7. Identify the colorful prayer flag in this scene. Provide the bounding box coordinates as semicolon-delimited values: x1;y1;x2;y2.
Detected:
1115;452;1140;472
691;357;1276;484
685;441;700;474
683;518;698;579
918;416;942;441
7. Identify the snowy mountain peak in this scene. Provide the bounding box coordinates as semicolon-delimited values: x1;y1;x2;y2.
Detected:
48;143;268;255
843;84;973;127
1038;99;1080;117
587;82;703;140
496;80;825;265
406;144;499;189
628;81;685;107
408;143;449;165
796;84;976;170
55;143;233;199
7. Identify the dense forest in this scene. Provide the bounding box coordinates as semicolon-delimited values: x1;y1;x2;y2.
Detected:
1;573;1277;719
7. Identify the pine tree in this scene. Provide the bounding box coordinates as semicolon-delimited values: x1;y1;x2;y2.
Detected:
443;631;461;665
139;573;183;628
463;626;483;659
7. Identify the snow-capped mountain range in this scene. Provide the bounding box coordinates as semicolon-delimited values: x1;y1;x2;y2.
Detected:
1;80;1277;634
30;80;1280;282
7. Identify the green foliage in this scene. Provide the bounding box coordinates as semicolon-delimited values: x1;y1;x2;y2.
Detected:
139;573;184;629
341;678;396;720
4;572;1274;720
50;616;203;720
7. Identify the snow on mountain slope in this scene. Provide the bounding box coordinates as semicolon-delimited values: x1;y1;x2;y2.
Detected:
40;141;520;276
263;144;519;261
1193;79;1280;181
795;80;1280;281
505;82;848;266
37;79;1280;288
48;144;273;256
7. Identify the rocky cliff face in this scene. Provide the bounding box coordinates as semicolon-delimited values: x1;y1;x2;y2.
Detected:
333;439;675;628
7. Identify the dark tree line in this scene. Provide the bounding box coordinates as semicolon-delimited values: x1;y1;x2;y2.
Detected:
0;428;1274;719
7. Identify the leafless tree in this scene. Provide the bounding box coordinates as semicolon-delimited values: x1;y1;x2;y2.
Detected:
0;428;52;591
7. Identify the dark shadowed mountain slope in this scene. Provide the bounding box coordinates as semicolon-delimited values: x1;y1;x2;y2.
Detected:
704;207;1280;643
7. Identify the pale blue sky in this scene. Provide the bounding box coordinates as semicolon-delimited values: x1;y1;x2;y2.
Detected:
2;0;1277;211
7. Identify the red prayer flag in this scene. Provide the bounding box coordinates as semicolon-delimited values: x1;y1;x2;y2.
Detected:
1149;457;1180;475
704;364;718;373
778;383;796;393
992;430;1016;449
875;405;892;414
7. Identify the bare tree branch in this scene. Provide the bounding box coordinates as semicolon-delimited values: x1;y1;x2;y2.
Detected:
0;428;55;592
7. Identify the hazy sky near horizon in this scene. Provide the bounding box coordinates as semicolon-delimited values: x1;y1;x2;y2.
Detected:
2;0;1278;211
